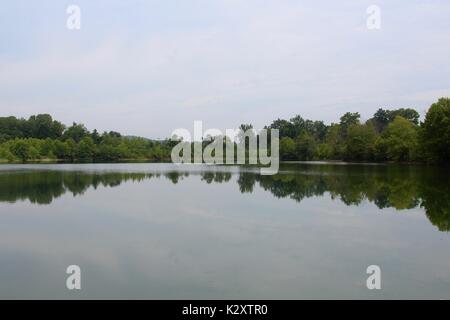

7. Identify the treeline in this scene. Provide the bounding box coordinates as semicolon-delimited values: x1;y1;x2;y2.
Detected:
268;97;450;163
0;97;449;163
0;115;175;162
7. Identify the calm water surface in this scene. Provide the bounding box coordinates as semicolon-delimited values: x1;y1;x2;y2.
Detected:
0;163;449;299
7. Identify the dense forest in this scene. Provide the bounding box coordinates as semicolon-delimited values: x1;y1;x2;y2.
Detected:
0;97;449;163
0;116;176;162
269;97;450;163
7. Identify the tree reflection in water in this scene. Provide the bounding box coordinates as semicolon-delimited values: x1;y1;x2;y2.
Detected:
0;164;448;231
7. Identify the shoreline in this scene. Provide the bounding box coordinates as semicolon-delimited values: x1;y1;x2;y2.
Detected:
0;159;442;166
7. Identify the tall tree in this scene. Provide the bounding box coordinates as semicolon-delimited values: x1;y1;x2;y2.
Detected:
383;116;418;161
268;119;295;138
421;98;450;162
63;123;89;143
345;123;377;161
279;137;296;160
339;112;361;139
295;132;317;160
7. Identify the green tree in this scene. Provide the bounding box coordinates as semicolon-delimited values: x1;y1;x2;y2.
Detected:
369;108;420;133
268;119;295;138
340;112;360;131
76;136;96;159
370;108;391;132
295;132;316;160
40;138;56;158
0;145;15;161
53;140;69;159
325;124;343;159
315;143;331;159
420;98;450;162
0;116;26;139
10;139;31;162
345;123;377;161
26;114;65;139
374;136;388;161
280;137;296;160
389;108;419;125
383;116;418;161
65;139;77;160
63;123;89;143
91;129;102;144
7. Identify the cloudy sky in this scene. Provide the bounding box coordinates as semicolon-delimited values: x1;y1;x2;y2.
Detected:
1;0;450;138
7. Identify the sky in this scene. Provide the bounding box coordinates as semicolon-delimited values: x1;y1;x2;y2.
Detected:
1;0;450;139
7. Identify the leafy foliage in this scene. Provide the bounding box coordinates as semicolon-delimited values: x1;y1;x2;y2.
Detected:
0;116;173;162
420;98;450;162
0;98;448;163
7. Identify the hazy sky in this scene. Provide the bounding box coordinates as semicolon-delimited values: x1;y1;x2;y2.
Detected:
1;0;450;138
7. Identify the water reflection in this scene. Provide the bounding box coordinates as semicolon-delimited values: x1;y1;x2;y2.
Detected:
0;164;449;231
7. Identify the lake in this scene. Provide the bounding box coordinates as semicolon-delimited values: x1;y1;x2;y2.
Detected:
0;163;449;299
